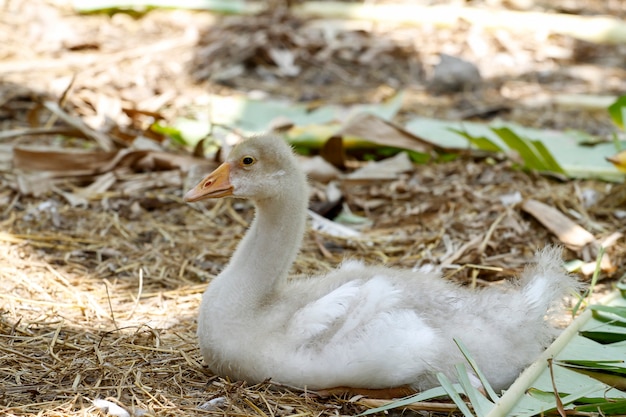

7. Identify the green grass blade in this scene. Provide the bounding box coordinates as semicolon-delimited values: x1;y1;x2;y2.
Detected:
491;127;544;171
515;385;610;417
531;139;566;174
437;373;476;417
579;329;626;344
559;359;626;368
454;339;500;403
572;246;605;316
590;305;626;321
450;128;503;152
608;95;626;130
359;386;451;415
575;398;626;414
454;363;494;417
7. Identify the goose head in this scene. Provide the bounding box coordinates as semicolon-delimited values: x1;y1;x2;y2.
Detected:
184;135;306;203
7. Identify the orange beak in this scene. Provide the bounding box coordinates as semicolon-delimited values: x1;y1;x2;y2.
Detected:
184;162;234;202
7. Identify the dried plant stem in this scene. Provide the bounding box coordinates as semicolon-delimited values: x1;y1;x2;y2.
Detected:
485;290;620;417
103;280;119;330
126;268;144;320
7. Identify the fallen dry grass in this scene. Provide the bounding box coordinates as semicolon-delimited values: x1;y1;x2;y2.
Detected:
2;155;624;416
1;1;626;416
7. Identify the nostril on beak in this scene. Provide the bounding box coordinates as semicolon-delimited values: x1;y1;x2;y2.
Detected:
203;180;212;188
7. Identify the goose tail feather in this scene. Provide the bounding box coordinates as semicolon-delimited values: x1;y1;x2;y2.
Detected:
519;246;581;317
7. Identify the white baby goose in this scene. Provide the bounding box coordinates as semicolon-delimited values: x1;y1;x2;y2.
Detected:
184;134;578;395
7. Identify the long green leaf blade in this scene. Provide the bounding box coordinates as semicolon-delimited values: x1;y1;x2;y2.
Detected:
437;373;475;417
454;338;500;403
454;363;495;417
359;386;450;415
608;95;626;130
531;140;566;174
451;128;503;152
575;398;626;414
491;127;544;171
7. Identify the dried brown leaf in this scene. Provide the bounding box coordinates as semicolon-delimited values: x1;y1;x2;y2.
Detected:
13;148;211;176
521;199;596;250
338;113;438;155
345;152;413;182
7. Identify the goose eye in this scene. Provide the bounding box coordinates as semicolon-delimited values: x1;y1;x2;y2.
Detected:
241;156;255;166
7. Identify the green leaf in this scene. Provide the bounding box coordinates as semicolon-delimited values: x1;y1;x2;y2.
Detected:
437;373;475;417
454;339;499;403
532;140;566;174
559;359;626;368
572;246;605;316
575;398;626;414
357;91;405;121
590;305;626;321
608;95;626;130
489;126;566;174
619;276;626;298
555;360;626;390
451;128;503;152
454;363;495;417
151;118;213;147
512;384;608;417
450;125;567;174
359;386;451;415
491;127;545;171
405;116;626;181
579;329;626;344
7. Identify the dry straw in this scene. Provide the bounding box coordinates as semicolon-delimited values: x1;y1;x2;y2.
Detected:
3;157;621;416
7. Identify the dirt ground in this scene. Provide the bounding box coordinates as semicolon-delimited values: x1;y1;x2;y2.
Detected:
1;0;626;416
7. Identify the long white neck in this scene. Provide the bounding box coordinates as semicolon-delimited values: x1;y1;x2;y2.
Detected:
214;183;308;307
